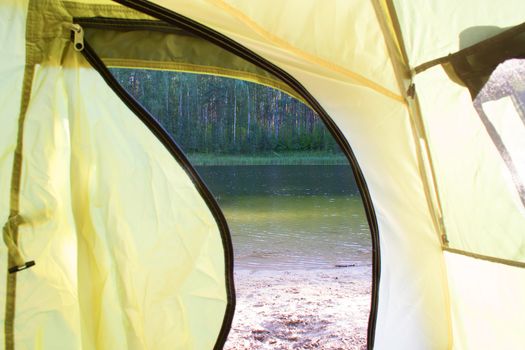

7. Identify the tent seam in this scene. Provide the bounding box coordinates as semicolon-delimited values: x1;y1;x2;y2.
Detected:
371;1;454;349
444;247;525;269
204;0;405;103
98;58;307;104
384;0;454;347
3;28;36;350
377;0;451;257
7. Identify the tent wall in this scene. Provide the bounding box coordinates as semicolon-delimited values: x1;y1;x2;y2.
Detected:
1;0;524;349
145;0;451;348
0;0;30;344
278;65;450;349
1;1;232;349
393;0;525;67
445;252;525;349
145;0;525;348
394;1;525;348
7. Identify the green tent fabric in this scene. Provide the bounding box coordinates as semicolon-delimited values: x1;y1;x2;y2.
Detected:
1;0;524;349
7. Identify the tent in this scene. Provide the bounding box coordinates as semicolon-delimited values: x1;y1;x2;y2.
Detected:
1;0;524;348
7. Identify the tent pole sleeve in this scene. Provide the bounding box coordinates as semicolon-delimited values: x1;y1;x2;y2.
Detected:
371;1;454;349
371;0;449;247
3;55;36;350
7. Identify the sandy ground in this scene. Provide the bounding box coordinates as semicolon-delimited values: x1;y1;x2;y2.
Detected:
224;266;372;350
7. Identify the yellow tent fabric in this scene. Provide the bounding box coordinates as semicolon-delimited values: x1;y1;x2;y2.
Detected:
1;1;233;349
1;0;524;349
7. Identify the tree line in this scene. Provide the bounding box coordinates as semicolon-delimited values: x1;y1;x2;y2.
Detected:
111;69;341;155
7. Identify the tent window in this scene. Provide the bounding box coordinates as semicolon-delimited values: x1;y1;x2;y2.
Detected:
434;23;525;206
447;30;525;98
472;59;525;206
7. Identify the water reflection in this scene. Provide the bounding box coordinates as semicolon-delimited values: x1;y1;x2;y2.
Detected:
197;165;371;270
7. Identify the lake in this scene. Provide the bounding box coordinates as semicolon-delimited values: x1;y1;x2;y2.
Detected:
196;165;372;270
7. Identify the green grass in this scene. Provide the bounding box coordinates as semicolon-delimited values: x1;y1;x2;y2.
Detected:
187;151;348;166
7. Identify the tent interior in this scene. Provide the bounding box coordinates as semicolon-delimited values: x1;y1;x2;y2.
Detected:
1;0;524;349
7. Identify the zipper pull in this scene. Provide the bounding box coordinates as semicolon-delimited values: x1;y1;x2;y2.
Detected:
70;23;84;52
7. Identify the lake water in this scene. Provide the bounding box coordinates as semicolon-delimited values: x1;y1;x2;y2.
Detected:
196;165;372;270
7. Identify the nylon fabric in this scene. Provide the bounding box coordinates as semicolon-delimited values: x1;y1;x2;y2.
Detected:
445;252;525;349
82;26;302;101
0;0;30;345
153;0;402;102
13;62;82;349
147;0;454;348
2;215;27;268
63;49;228;349
3;0;525;349
277;63;450;349
372;0;449;250
0;0;230;348
393;0;525;68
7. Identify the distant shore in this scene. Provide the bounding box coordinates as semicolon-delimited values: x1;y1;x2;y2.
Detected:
224;266;371;350
188;152;348;166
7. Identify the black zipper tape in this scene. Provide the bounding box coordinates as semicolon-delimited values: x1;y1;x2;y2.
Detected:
76;38;236;350
75;17;198;37
80;2;382;347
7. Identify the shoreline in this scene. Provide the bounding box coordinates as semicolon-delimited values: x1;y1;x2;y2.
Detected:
225;266;372;350
188;152;348;166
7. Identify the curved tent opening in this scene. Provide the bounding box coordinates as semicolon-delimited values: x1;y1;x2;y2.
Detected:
25;2;378;348
109;68;374;347
74;5;379;348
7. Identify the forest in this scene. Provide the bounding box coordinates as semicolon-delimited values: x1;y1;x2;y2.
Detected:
111;69;342;157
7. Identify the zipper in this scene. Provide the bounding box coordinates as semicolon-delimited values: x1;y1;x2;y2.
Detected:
75;17;191;35
68;23;236;350
67;23;84;51
72;24;84;51
101;4;381;346
70;10;381;347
